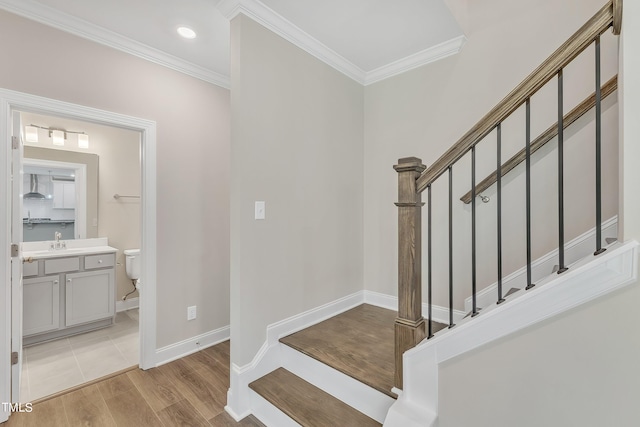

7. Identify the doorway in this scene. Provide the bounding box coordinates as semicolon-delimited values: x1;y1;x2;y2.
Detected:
0;90;157;417
18;111;142;401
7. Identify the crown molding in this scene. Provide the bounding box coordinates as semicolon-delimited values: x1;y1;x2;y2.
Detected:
0;0;230;89
364;35;467;86
218;0;367;84
217;0;465;86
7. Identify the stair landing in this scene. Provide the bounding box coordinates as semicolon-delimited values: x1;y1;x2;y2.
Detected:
280;304;396;397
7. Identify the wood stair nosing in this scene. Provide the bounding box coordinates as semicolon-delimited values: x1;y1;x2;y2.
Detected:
249;367;381;427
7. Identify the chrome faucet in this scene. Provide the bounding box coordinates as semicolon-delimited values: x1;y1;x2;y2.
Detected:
52;232;65;250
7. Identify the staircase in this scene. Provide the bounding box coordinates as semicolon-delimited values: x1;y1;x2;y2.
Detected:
246;305;400;425
246;304;448;425
229;1;631;426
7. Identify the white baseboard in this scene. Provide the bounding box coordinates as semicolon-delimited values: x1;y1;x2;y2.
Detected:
116;297;139;312
226;291;364;420
363;290;466;324
154;325;230;367
226;289;464;422
464;216;618;313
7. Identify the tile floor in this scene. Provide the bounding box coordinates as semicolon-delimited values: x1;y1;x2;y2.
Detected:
20;308;139;402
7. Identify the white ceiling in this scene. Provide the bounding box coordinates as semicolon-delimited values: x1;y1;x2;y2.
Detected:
0;0;464;88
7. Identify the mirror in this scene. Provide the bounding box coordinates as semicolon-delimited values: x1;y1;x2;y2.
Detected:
23;146;98;242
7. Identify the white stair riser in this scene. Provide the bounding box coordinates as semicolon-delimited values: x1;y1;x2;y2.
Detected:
249;388;302;427
281;344;395;423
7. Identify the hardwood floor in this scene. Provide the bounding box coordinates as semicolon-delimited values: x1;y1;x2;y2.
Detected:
3;341;264;427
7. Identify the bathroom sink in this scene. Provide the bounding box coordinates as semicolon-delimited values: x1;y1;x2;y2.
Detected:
22;238;117;260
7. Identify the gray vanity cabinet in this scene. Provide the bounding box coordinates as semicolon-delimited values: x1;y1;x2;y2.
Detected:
66;269;115;326
22;251;116;345
23;276;60;336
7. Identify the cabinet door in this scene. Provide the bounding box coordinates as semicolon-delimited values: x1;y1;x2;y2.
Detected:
66;270;115;327
23;276;60;336
52;181;76;209
52;182;64;209
63;182;76;209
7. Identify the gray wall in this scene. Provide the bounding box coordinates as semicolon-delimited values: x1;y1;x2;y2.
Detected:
363;0;619;310
438;284;640;427
230;15;364;367
0;10;230;348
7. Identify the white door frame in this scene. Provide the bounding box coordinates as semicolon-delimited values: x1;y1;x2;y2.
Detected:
0;89;157;419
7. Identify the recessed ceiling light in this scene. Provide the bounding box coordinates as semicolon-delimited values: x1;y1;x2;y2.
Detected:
177;26;197;39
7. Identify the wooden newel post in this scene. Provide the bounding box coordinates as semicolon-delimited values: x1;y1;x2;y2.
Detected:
393;157;427;389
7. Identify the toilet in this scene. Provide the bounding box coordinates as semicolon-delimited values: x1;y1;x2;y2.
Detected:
124;248;141;289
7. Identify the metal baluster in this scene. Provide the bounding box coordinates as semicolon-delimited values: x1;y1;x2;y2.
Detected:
557;70;568;273
448;166;455;328
594;36;606;256
525;99;535;290
471;146;478;317
427;185;434;338
497;124;505;304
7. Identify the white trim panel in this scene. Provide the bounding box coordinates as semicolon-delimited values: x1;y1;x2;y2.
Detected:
465;216;619;312
385;240;639;427
155;326;230;367
0;0;230;89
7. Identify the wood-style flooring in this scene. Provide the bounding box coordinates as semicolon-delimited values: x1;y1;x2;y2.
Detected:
250;368;380;427
281;304;396;397
3;341;264;427
280;304;446;398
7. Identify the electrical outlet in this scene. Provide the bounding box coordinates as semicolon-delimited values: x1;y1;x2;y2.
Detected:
187;305;197;320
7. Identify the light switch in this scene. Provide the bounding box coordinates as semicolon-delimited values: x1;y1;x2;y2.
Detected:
255;201;266;220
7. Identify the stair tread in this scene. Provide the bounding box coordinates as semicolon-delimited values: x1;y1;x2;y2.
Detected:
280;304;396;397
249;368;381;427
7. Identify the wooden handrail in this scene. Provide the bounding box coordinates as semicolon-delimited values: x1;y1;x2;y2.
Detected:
416;0;616;194
460;75;618;204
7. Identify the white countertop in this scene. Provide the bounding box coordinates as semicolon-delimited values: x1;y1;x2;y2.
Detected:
22;238;118;261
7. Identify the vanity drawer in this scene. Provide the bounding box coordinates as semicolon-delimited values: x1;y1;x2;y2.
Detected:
85;253;115;270
45;257;80;275
23;260;39;277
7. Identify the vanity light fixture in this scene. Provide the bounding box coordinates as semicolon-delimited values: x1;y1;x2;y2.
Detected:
177;26;197;39
25;125;39;143
26;124;89;149
77;133;89;149
50;129;65;146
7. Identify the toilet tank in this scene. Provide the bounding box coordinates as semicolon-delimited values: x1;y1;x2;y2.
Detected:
124;248;141;280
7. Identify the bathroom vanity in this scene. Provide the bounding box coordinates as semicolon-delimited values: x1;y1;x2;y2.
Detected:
21;238;117;346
